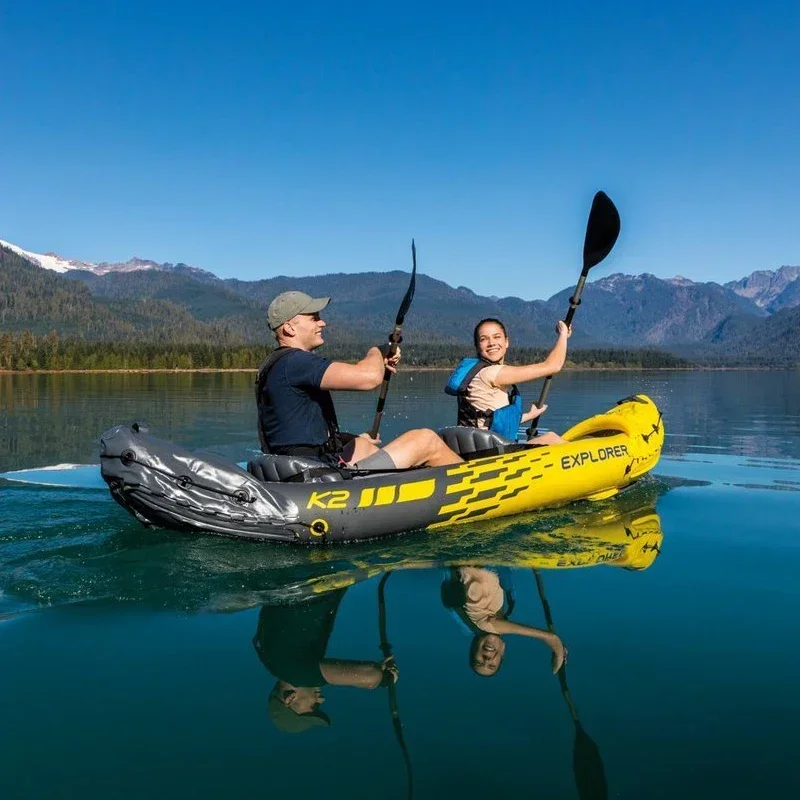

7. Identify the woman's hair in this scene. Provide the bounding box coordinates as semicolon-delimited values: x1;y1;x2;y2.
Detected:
473;318;508;349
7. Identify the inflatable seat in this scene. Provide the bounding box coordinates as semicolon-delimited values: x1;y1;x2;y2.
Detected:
247;454;345;483
437;426;517;458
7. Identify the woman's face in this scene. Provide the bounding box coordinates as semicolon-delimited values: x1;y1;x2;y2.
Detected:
471;633;506;676
476;322;509;363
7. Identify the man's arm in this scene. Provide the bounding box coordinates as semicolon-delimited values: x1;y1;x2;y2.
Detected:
320;347;391;391
319;659;385;689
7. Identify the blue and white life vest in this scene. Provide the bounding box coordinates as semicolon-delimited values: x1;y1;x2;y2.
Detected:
444;358;522;440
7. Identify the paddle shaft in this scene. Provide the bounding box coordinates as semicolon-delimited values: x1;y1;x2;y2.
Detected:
533;569;608;800
528;269;590;433
369;324;403;439
377;572;413;800
533;569;579;719
369;241;417;440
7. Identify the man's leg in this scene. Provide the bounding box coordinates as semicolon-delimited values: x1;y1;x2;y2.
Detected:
342;436;380;464
380;429;462;468
347;429;461;470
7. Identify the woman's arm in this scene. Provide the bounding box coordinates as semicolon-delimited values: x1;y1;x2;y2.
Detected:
494;321;571;386
491;618;567;673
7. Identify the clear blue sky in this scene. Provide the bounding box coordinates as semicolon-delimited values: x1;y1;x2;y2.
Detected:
1;0;798;299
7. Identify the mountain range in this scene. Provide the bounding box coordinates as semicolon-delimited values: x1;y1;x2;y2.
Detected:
1;237;799;365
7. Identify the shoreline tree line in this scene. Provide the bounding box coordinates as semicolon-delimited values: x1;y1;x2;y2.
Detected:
0;330;689;371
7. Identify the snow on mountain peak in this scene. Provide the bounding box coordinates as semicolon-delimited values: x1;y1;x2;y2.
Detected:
0;238;99;274
0;238;160;276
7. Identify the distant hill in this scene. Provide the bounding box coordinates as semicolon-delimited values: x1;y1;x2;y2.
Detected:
0;245;257;344
68;269;266;327
703;306;800;366
3;237;800;365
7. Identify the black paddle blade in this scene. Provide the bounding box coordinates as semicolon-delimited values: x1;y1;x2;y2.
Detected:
574;722;608;800
396;239;417;325
583;191;620;272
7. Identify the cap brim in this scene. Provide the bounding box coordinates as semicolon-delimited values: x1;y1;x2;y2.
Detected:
299;296;330;315
269;694;331;734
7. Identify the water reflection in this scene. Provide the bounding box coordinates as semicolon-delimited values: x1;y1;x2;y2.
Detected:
0;480;666;616
264;486;663;606
441;566;566;676
1;481;666;798
253;588;400;733
248;529;634;798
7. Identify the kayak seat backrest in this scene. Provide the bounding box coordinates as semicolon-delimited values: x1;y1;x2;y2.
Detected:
437;426;515;458
246;454;345;483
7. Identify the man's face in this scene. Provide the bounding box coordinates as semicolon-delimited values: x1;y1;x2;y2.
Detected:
285;686;325;714
286;312;326;350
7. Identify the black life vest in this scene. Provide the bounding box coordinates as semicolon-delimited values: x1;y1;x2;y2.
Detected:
254;347;343;457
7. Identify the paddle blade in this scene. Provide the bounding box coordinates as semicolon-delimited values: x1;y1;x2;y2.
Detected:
396;239;417;325
583;191;620;272
573;722;608;800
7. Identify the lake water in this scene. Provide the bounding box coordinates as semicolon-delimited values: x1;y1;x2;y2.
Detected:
2;370;800;799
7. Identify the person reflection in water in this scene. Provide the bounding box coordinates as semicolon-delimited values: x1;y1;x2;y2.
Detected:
441;567;567;676
252;588;398;734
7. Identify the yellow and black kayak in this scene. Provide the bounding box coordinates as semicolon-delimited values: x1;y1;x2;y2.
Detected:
99;394;664;544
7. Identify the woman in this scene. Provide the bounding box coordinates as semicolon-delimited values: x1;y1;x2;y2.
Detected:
441;566;567;677
445;318;571;444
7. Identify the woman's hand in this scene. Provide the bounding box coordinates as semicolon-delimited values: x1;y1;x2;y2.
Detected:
358;431;381;446
547;634;568;674
521;402;548;424
555;320;572;338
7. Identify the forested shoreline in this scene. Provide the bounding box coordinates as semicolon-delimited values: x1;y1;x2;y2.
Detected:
1;330;688;371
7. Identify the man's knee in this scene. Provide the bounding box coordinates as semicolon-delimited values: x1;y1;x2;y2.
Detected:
406;427;443;450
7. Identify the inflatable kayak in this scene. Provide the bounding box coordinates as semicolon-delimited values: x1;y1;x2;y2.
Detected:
99;394;664;544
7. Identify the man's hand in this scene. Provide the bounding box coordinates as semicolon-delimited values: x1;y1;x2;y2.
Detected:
379;654;400;684
555;320;572;338
387;345;402;369
358;431;381;446
376;344;402;374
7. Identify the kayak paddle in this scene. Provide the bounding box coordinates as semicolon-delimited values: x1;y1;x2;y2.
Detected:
533;569;608;800
369;241;417;440
527;191;621;438
378;572;413;799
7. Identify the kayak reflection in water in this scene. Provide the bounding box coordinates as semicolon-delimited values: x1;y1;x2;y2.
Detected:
252;589;399;734
441;567;567;676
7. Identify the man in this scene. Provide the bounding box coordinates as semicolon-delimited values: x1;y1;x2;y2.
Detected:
256;290;462;470
253;589;398;734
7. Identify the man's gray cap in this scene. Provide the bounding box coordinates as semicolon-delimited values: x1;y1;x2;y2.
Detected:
267;291;330;330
